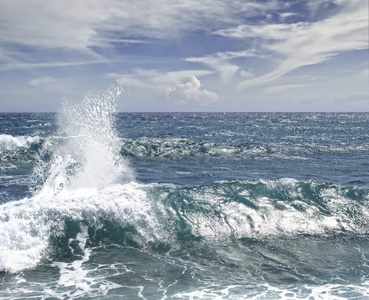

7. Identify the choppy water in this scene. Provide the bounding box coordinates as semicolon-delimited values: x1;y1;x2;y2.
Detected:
0;91;369;299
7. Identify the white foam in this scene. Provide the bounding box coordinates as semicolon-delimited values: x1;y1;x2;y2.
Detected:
276;283;369;299
53;225;96;297
0;197;52;273
0;181;157;273
173;285;245;299
0;134;40;151
0;87;151;273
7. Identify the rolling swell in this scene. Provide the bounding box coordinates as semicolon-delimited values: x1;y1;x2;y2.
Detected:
120;138;270;158
148;179;369;243
118;117;369;161
1;177;367;273
49;178;369;260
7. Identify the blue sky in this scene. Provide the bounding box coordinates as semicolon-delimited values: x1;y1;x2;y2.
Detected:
0;0;368;112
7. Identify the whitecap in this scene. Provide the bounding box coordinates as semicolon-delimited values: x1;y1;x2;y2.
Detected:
0;134;40;151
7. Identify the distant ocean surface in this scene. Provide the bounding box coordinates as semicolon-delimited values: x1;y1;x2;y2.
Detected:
1;92;369;299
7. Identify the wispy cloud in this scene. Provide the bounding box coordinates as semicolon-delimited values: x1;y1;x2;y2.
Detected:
28;77;56;87
279;12;299;21
0;0;285;70
264;84;305;94
27;75;83;95
0;0;367;111
185;50;260;82
214;0;368;89
0;1;278;50
0;59;107;71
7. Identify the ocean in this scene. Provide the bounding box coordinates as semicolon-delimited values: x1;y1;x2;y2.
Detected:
0;91;369;299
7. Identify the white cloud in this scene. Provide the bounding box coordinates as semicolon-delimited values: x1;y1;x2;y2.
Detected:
165;75;218;105
279;12;298;21
148;69;214;86
106;69;217;107
107;68;213;91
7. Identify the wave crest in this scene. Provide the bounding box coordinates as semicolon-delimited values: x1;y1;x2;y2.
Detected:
0;134;41;151
149;179;369;242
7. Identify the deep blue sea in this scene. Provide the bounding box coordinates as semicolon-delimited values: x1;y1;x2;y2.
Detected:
1;92;369;299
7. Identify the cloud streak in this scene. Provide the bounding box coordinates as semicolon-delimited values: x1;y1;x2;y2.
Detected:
28;77;56;87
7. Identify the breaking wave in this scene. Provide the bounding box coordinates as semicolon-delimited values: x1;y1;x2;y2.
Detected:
1;177;368;273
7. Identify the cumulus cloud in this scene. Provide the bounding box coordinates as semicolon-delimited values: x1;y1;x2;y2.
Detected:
165;75;218;105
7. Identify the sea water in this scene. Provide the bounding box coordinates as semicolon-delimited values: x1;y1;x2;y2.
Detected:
0;91;368;299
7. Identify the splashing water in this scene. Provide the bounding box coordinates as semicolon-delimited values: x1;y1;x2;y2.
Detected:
0;87;155;273
35;86;134;197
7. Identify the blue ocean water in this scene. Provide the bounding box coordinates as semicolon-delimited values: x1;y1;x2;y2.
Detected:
0;93;369;299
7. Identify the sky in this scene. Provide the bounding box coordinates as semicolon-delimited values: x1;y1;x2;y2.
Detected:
0;0;368;112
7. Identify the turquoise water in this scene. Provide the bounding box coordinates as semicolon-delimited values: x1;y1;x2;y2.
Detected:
0;95;368;299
